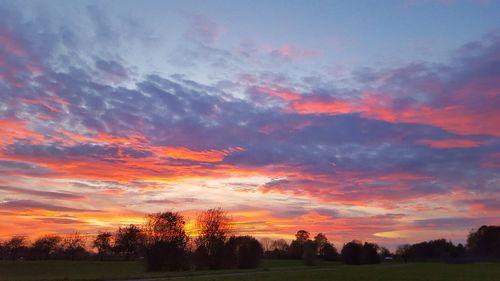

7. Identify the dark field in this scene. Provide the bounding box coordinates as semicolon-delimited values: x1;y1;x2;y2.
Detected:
1;260;499;281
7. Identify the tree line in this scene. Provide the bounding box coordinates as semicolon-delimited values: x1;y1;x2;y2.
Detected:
0;208;264;271
1;208;498;271
396;225;500;262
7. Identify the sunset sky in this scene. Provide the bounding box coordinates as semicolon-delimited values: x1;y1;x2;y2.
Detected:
0;0;499;249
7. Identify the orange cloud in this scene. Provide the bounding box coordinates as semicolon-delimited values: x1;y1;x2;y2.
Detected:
154;146;244;162
0;119;45;146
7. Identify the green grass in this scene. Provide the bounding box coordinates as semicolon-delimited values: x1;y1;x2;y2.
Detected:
183;263;500;281
0;260;499;281
0;260;158;281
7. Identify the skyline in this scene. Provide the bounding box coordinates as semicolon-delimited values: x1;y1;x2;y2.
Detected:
0;0;499;250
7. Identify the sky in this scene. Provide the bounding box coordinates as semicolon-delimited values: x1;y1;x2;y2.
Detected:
0;0;499;249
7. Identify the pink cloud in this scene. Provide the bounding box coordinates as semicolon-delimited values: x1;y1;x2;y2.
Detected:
254;85;301;101
185;14;222;44
266;44;321;60
0;26;28;57
416;139;488;149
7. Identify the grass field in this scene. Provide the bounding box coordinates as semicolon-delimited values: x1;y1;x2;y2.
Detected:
1;260;499;281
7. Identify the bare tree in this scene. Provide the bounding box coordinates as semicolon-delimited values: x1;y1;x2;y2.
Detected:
271;239;289;252
62;232;86;260
195;208;233;269
260;237;273;252
196;208;233;245
4;236;27;260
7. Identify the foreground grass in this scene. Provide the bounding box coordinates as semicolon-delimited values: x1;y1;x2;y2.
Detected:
0;260;301;281
0;261;159;281
184;262;500;281
0;260;499;281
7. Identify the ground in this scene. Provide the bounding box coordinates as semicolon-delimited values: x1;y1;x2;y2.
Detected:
0;260;499;281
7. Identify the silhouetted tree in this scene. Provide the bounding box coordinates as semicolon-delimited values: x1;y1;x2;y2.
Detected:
396;244;411;263
4;236;28;260
143;212;189;271
92;232;113;261
467;225;500;258
322;243;339;261
267;239;290;259
32;235;62;260
221;236;238;269
314;233;328;258
341;240;363;265
295;230;310;241
0;240;4;259
341;241;380;265
114;224;145;260
410;239;460;260
62;232;87;260
302;240;317;266
221;236;263;269
454;243;466;258
379;246;392;259
289;230;311;259
260;237;273;252
234;236;264;269
193;244;209;270
361;242;380;264
396;239;466;262
195;208;232;269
